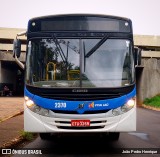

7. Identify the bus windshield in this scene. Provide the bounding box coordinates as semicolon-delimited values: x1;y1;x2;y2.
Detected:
25;38;134;88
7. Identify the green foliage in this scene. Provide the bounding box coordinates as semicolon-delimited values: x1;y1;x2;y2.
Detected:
20;130;36;141
144;95;160;108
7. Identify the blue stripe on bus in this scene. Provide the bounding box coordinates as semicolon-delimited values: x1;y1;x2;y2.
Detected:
24;87;136;114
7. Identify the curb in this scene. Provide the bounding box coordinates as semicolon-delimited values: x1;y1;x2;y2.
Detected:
0;111;24;149
1;134;38;149
1;135;38;149
0;136;25;149
142;104;160;111
0;111;24;123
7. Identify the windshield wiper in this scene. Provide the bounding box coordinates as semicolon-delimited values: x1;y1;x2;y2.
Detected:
85;35;109;58
52;34;67;62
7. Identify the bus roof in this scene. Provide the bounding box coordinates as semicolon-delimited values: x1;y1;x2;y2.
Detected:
27;14;132;33
29;14;131;22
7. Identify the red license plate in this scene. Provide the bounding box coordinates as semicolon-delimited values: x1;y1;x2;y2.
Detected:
71;120;90;127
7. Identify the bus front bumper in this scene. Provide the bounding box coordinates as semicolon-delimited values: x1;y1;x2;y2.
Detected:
24;105;136;133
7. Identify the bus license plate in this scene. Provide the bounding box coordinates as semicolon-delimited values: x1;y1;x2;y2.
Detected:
71;120;90;127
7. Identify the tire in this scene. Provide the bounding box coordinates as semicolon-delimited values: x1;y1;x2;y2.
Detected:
39;133;51;140
108;132;120;141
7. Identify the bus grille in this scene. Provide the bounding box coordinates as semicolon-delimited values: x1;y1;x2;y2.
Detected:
40;93;120;101
55;120;107;130
51;109;110;114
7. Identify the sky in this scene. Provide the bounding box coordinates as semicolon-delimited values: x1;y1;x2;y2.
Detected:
0;0;160;35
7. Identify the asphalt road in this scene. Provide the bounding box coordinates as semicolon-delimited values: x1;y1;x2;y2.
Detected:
14;108;160;157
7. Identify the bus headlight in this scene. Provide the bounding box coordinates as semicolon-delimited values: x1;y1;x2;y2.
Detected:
112;97;136;116
112;109;120;116
25;96;49;116
121;98;135;113
25;96;36;109
42;109;49;116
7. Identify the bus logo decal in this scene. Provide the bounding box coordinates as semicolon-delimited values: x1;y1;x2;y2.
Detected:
89;102;94;108
78;104;84;109
72;89;88;93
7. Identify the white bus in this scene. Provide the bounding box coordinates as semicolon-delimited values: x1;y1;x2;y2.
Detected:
13;14;141;141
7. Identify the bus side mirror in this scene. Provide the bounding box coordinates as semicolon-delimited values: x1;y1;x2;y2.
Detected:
134;47;141;66
13;39;21;58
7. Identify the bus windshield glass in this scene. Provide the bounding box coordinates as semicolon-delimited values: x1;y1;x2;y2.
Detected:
25;38;134;88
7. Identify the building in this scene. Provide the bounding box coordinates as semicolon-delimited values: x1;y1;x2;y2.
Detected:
0;28;26;95
134;35;160;104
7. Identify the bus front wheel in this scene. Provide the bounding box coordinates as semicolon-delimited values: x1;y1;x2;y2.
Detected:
108;132;120;141
39;133;51;140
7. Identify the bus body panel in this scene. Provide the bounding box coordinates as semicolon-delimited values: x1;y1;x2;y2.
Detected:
24;87;136;132
22;14;136;134
24;104;136;132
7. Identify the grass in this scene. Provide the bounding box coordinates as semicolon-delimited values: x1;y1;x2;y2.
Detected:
143;95;160;108
20;130;37;141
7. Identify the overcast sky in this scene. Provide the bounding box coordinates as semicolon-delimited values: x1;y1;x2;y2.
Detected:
0;0;160;35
